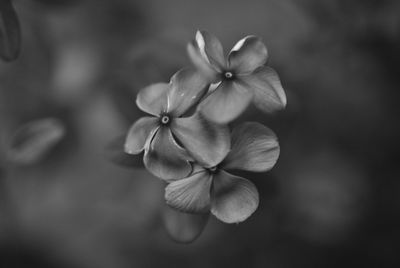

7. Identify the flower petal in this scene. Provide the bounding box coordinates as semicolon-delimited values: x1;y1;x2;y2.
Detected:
163;206;209;243
124;117;158;155
211;171;259;223
144;127;192;181
194;30;225;72
165;169;212;213
168;68;209;116
241;66;287;112
199;80;252;123
228;36;268;74
187;40;220;83
222;122;280;172
136;83;169;116
171;113;230;167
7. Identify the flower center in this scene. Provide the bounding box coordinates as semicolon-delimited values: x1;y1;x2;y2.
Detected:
160;115;170;125
224;71;234;80
208;166;218;174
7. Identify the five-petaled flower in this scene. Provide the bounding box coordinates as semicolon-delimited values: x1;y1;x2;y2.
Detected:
124;68;230;181
188;30;287;123
165;122;280;223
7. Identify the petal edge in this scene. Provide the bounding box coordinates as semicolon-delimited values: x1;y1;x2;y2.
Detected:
241;66;287;113
136;83;169;116
144;127;192;181
228;36;268;74
171;113;230;167
165;170;212;213
222;122;280;172
199;81;252;124
124;117;158;155
168;68;209;116
211;171;259;223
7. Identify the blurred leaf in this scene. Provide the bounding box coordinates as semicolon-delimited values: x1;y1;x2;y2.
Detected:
163;205;209;243
105;135;144;168
32;0;81;8
0;0;21;61
6;118;66;165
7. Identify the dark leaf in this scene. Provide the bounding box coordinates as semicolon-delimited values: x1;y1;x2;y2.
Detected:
0;0;21;61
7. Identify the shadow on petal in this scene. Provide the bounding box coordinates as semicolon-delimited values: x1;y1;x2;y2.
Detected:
199;81;252;124
124;117;158;155
171;113;230;167
163;205;209;243
144;127;192;181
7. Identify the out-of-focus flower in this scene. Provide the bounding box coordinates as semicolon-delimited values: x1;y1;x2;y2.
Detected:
188;30;287;123
165;122;279;223
163;205;209;243
124;68;230;181
0;0;21;61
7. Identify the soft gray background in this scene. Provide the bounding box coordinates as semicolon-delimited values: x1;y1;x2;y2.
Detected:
0;0;399;267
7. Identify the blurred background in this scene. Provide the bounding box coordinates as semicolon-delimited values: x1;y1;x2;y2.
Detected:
0;0;400;267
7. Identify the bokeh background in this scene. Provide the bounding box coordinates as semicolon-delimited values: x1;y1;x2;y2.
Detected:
1;0;400;267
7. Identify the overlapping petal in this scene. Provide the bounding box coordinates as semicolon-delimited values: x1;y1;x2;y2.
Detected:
199;81;252;123
187;40;220;83
136;83;169;116
240;66;286;112
194;30;225;71
124;117;158;155
144;127;192;181
168;68;209;116
228;36;268;74
222;122;280;172
211;171;259;223
165;170;212;213
171;113;230;167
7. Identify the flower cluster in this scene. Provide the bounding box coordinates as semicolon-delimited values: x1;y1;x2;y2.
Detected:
125;30;286;232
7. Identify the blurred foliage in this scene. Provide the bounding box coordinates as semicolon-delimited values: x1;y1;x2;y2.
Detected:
0;0;21;61
6;117;66;165
0;0;399;267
